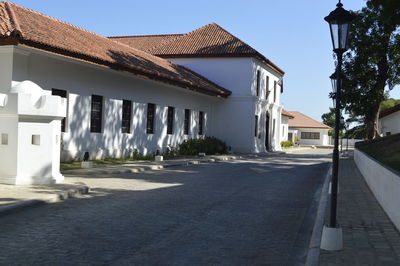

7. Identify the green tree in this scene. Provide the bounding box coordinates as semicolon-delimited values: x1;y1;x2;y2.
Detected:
321;108;335;137
341;0;400;139
380;98;400;111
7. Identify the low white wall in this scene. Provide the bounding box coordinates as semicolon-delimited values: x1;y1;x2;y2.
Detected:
354;149;400;231
340;139;363;147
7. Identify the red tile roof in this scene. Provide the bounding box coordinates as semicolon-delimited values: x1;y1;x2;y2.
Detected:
109;34;183;53
379;104;400;118
0;2;231;98
281;109;294;118
288;111;331;129
111;23;285;76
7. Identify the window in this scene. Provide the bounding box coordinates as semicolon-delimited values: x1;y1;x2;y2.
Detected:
265;75;270;99
52;88;68;132
282;126;285;137
146;103;155;134
167;106;174;135
121;100;132;133
90;95;103;133
301;132;320;139
184;109;191;135
255;115;258;137
288;132;293;141
199;111;204;135
273;81;277;103
256;70;260;96
1;133;8;145
386;132;392;136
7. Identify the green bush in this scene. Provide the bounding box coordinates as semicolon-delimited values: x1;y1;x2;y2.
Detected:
178;136;227;156
280;140;293;148
294;136;299;145
132;149;153;160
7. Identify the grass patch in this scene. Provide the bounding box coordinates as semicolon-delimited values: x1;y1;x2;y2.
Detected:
357;134;400;172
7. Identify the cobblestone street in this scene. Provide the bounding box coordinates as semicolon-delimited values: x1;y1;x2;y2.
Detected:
0;151;331;266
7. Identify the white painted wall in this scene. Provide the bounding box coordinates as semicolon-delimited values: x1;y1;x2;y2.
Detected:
281;116;289;142
0;81;65;185
6;46;215;161
290;127;330;146
169;57;284;153
354;149;400;231
379;111;400;136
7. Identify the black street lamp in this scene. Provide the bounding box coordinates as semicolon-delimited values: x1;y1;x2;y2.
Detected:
321;0;355;251
329;71;338;107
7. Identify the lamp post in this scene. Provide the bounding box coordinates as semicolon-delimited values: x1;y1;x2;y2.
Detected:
321;0;355;251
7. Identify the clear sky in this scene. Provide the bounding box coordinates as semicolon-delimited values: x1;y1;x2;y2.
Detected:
9;0;400;121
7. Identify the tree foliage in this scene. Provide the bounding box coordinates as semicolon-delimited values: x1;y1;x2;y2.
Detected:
380;98;400;111
341;0;400;139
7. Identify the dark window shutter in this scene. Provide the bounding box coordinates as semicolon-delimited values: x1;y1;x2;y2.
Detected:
146;103;155;134
256;70;260;97
199;111;204;135
121;100;132;133
90;95;103;133
265;76;270;99
167;106;174;135
184;109;191;135
51;88;68;132
255;115;258;137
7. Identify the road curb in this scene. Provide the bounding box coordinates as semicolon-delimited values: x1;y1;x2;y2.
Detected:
64;156;240;176
305;164;332;266
0;185;90;217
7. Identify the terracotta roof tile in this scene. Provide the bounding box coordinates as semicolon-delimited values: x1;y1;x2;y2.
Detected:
109;34;183;54
111;23;285;75
0;2;231;98
288;111;331;129
282;109;294;118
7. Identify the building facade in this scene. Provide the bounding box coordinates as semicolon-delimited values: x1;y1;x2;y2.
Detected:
379;104;400;136
0;2;285;164
287;111;331;146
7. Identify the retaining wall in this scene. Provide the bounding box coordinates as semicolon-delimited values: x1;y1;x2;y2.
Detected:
354;149;400;231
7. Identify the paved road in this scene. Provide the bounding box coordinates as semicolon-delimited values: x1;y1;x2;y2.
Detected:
0;150;331;266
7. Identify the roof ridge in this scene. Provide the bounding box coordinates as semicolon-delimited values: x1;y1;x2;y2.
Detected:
145;22;222;54
5;2;120;45
290;111;329;125
109;33;183;39
2;1;22;37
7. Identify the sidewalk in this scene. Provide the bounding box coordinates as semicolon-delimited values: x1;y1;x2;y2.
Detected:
319;155;400;265
0;154;239;216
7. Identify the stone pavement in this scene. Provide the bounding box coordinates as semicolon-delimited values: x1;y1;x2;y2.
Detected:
319;155;400;265
0;154;239;216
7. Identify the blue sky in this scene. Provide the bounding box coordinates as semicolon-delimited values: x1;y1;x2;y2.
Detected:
10;0;399;121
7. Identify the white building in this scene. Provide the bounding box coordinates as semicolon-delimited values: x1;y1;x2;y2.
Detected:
111;23;286;153
287;111;331;146
0;2;285;164
379;104;400;136
280;109;294;143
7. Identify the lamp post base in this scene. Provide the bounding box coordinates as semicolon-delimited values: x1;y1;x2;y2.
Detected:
320;225;343;251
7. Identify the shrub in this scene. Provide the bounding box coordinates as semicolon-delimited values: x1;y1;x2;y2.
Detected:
280;140;293;148
178;136;227;156
132;149;153;160
294;136;299;145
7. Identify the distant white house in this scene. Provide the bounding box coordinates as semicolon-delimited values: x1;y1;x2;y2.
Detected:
287;111;331;146
280;109;294;142
379;104;400;136
0;1;286;168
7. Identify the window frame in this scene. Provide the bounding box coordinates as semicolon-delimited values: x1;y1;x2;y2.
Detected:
90;95;103;133
121;99;132;134
199;111;204;136
51;88;68;133
184;109;191;135
255;115;259;137
146;103;156;134
301;132;320;139
167;106;174;135
265;75;270;100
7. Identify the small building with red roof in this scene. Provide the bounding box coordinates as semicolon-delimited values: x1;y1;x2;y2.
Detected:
288;111;332;146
